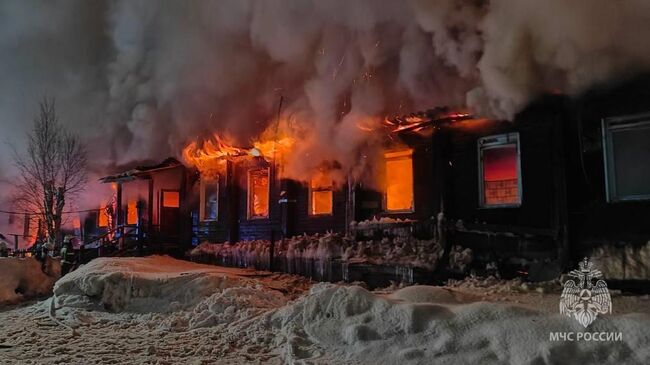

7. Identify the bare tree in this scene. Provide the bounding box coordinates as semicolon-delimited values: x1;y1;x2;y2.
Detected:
12;99;87;247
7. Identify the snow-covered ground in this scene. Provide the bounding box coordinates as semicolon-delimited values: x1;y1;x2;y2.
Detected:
0;256;649;364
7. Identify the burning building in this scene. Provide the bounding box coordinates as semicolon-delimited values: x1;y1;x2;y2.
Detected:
93;77;650;281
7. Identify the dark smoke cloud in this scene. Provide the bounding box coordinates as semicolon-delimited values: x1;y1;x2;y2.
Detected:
1;0;650;189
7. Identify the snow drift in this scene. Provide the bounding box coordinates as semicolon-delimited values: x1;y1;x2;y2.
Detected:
0;257;59;305
47;256;650;365
52;255;294;313
273;284;650;364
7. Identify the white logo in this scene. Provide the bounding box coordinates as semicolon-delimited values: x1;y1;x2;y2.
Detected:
560;257;612;328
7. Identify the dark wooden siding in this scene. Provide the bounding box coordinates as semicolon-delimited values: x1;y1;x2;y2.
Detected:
293;182;348;235
567;76;650;257
444;98;570;262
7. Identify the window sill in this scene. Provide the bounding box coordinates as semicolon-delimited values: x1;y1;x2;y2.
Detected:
383;209;415;214
478;203;522;209
607;196;650;203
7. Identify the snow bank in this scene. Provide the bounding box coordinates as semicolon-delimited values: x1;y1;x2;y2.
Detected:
273;284;650;364
0;257;59;304
53;255;271;313
590;241;650;280
187;286;287;330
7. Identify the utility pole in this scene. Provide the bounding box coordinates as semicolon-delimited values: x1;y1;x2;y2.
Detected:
269;94;284;272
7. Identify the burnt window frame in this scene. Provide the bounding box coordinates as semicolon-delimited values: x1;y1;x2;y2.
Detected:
477;132;522;208
247;168;270;220
199;175;219;222
602;113;650;203
308;173;334;217
383;149;415;214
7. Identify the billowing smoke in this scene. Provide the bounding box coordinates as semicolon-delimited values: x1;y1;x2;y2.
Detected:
470;0;650;118
2;0;650;189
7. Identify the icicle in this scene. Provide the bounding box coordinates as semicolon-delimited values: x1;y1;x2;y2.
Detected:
395;266;414;285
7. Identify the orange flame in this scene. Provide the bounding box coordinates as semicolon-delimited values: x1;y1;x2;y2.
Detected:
183;133;295;174
252;137;295;159
183;134;247;162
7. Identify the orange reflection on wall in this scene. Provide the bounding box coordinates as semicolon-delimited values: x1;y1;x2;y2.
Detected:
385;149;414;212
162;191;180;208
249;169;269;218
310;171;333;215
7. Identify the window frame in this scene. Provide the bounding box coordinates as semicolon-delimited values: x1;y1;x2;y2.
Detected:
199;175;219;222
383;149;415;214
602;113;650;202
477;132;522;209
308;175;334;217
247;168;271;220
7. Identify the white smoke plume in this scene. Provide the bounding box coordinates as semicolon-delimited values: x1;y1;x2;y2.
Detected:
1;0;650;188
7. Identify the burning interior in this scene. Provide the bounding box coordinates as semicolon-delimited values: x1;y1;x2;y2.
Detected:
384;149;414;212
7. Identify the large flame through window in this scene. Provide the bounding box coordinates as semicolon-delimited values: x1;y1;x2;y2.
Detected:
310;171;333;215
385;150;414;212
248;169;270;219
